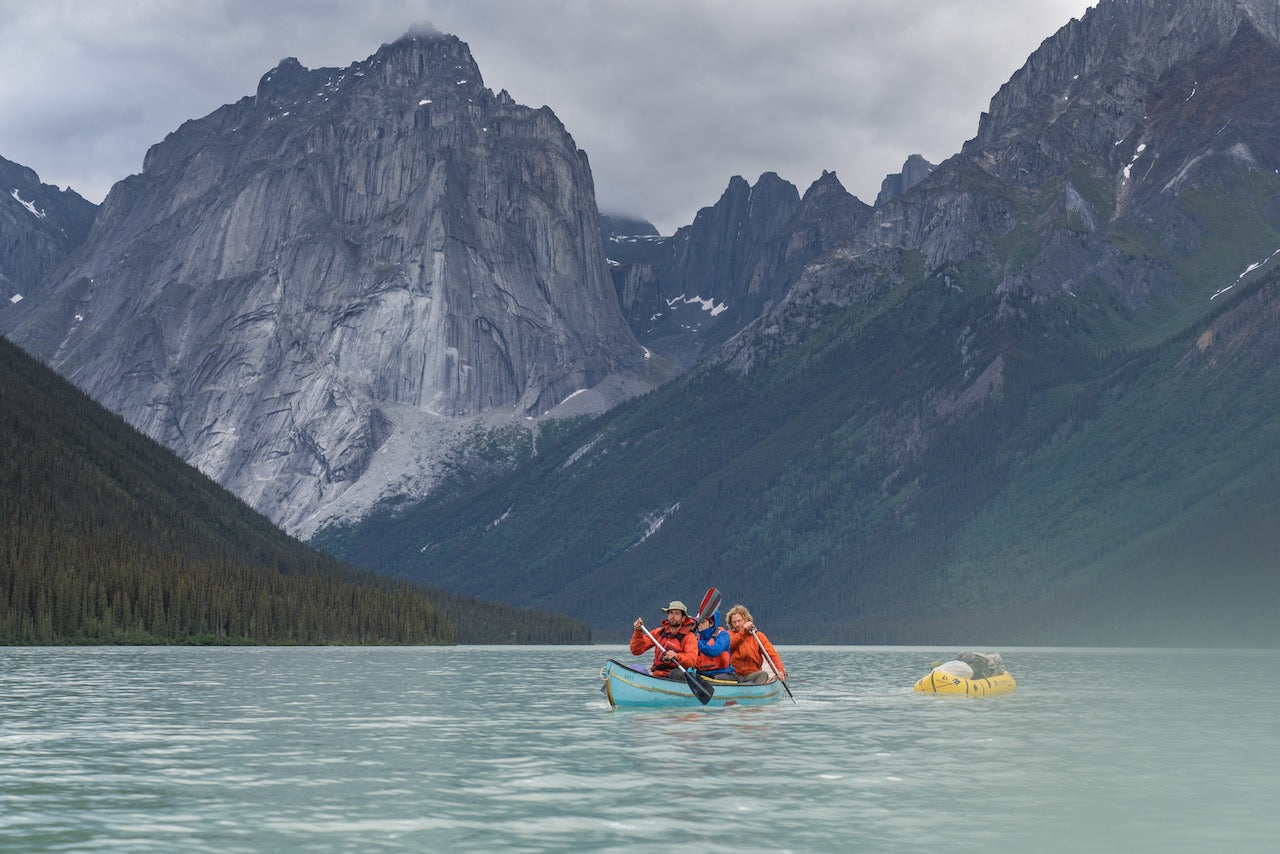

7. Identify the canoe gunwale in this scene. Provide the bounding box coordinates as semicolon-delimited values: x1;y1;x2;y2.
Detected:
601;659;783;708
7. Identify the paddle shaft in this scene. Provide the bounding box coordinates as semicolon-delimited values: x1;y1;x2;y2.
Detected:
638;621;696;676
752;631;796;703
638;621;715;704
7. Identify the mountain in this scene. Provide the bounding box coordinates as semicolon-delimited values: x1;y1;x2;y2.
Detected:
875;154;935;206
599;213;659;241
606;171;872;368
0;155;96;304
315;0;1280;647
0;332;589;644
0;28;645;538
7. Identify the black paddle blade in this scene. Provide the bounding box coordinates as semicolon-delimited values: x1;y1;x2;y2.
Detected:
685;669;715;705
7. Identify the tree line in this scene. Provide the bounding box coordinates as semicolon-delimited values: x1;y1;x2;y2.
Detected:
1;335;590;645
1;524;453;644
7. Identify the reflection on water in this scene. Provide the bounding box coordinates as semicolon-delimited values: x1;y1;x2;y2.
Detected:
1;646;1277;852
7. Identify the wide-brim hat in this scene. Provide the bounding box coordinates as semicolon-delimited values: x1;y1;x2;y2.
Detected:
662;600;688;614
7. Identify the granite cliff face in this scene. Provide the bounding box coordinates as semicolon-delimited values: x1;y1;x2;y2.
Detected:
1;30;644;535
0;156;96;304
607;171;871;366
874;154;935;206
311;0;1280;645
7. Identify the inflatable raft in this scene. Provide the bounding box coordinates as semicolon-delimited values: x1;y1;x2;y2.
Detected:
913;668;1017;697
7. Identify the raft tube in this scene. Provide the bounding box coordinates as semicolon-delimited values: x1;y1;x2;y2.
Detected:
913;669;1017;697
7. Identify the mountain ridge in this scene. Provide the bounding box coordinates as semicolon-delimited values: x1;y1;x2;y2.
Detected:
315;0;1280;646
1;30;646;537
0;155;96;304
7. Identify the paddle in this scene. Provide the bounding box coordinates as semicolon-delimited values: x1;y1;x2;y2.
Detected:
637;621;715;705
753;631;796;704
693;587;721;625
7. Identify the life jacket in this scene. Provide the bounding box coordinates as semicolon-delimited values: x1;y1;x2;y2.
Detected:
630;617;697;674
695;611;733;676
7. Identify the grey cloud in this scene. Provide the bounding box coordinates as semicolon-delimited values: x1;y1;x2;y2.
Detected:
0;0;1096;234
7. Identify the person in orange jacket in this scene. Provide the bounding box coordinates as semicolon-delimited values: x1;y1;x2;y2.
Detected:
631;600;698;680
726;604;786;684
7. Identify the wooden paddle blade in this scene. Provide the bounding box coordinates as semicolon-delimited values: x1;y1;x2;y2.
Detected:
685;669;716;705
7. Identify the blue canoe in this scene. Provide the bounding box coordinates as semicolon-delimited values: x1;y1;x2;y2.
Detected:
599;659;784;709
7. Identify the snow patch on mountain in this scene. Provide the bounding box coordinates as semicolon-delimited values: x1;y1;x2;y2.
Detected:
9;189;46;219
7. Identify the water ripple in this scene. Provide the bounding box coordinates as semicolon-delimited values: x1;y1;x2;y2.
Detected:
2;646;1278;851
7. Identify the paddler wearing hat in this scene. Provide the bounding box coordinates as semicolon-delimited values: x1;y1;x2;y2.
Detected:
630;600;699;680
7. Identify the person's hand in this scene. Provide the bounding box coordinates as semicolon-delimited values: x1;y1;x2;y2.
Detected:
634;617;643;630
745;621;756;634
662;649;676;662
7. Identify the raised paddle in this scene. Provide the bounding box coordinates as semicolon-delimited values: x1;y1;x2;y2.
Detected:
753;631;796;704
637;621;715;705
693;587;721;625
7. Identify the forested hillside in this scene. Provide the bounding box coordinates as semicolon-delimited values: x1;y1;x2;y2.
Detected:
1;335;588;644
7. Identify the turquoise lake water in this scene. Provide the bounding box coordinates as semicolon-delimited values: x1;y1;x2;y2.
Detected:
1;645;1277;852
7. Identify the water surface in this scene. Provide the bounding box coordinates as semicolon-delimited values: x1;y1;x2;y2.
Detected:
2;645;1276;852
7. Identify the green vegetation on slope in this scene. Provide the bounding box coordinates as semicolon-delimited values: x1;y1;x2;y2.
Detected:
317;141;1280;648
319;243;1280;647
315;255;1055;637
1;335;589;644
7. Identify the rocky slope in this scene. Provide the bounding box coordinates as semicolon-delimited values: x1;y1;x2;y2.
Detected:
607;171;872;367
1;28;645;536
317;0;1280;645
874;154;935;206
0;156;96;304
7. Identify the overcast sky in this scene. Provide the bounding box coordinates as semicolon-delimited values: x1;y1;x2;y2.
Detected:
1;0;1096;235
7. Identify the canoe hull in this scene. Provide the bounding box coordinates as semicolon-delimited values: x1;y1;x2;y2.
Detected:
913;669;1017;697
601;659;783;708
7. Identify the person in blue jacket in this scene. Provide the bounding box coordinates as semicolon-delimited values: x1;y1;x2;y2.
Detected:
693;610;735;680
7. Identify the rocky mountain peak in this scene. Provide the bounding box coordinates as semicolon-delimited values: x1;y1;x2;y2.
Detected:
255;56;312;102
600;213;660;240
802;169;850;202
246;30;488;122
969;0;1280;169
1;28;643;536
0;156;96;303
875;155;935;206
606;169;871;367
367;28;486;94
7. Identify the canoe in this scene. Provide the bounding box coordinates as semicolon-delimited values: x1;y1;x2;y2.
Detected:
600;659;783;708
913;669;1017;697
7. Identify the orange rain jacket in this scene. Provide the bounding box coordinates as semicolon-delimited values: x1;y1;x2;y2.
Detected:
631;617;698;676
729;629;786;679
